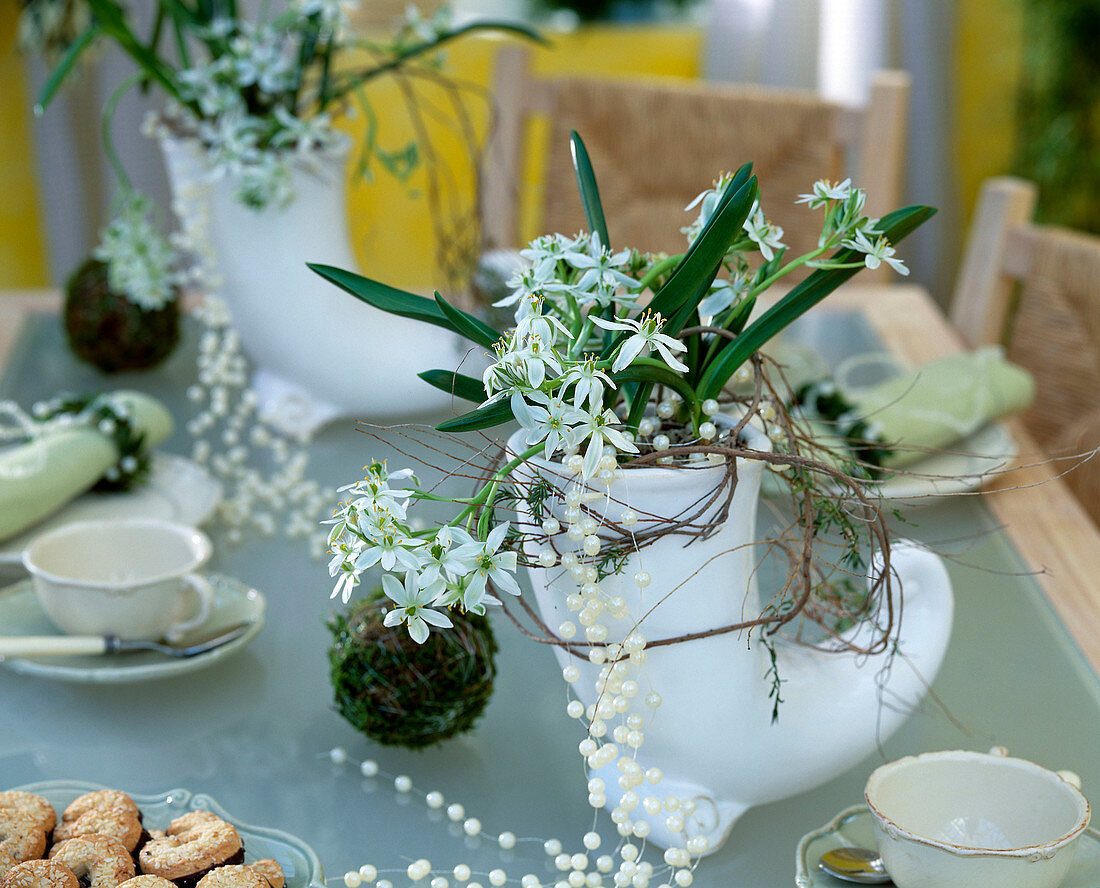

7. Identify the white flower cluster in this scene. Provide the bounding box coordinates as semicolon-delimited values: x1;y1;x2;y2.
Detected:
92;191;181;311
326;462;521;642
172;15;344;208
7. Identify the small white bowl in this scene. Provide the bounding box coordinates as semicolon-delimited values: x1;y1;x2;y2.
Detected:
865;749;1090;888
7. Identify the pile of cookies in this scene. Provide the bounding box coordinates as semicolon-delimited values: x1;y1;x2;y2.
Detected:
0;790;285;888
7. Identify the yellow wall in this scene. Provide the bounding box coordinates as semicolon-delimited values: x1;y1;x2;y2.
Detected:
0;5;49;288
953;0;1024;230
340;25;703;293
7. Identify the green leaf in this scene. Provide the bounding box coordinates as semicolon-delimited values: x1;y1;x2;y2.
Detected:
35;23;99;113
570;132;609;247
696;205;937;400
610;360;695;403
436;398;515;433
309;263;458;333
434;293;503;350
419;370;487;403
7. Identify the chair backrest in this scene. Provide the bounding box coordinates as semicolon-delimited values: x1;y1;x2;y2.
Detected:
951;176;1100;515
482;46;910;273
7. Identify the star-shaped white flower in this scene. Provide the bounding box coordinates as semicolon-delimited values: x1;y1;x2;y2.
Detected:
382;572;453;644
561;358;617;411
511;391;585;460
796;178;853;209
743;201;786;262
590;312;689;373
451;523;521;599
574;408;639;479
417;525;478;588
841;229;909;276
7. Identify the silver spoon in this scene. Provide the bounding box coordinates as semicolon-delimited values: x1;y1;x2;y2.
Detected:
818;847;892;884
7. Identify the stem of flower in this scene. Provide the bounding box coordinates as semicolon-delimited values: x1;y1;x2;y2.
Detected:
637;254;683;291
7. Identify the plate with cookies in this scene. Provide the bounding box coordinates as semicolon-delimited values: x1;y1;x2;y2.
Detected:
0;781;324;888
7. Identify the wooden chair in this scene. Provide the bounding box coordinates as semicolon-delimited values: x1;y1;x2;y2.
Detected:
951;176;1100;520
481;46;911;274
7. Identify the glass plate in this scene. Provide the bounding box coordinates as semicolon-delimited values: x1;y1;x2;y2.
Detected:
795;805;1100;887
12;779;325;888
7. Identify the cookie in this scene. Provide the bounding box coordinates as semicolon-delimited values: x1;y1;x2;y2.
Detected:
139;813;242;885
54;793;142;853
0;859;79;888
49;835;135;888
0;794;56;836
0;810;47;878
195;867;266;888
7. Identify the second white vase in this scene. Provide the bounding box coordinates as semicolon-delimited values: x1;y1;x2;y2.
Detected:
161;137;467;437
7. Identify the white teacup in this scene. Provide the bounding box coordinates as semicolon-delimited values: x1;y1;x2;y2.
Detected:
23;518;214;641
865;748;1091;888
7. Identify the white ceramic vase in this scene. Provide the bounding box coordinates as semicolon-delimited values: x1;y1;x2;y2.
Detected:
510;423;954;853
160;137;466;437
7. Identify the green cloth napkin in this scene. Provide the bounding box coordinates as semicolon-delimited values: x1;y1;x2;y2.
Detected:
829;347;1034;468
0;391;174;542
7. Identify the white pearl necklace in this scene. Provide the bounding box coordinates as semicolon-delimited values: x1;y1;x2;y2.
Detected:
185;294;334;554
325;471;718;888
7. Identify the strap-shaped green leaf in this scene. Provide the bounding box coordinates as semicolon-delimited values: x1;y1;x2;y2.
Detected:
610;360;695;403
570;132;609;248
35;23;100;113
696;205;937;400
435;398;515;433
309;262;457;332
419;369;488;403
434;293;503;350
83;0;187;103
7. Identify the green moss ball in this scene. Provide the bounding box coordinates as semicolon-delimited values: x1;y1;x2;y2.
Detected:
328;590;498;749
64;257;180;373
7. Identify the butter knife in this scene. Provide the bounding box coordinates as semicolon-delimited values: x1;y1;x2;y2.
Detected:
0;622;254;659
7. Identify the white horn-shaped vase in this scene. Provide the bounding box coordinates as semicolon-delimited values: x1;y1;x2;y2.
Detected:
160;136;466;438
509;421;953;854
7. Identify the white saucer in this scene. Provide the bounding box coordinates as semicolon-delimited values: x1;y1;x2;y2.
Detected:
764;423;1018;505
0;573;264;683
796;805;1100;887
0;453;223;565
868;423;1019;502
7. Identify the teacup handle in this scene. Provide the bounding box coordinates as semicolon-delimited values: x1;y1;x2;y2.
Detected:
165;574;214;642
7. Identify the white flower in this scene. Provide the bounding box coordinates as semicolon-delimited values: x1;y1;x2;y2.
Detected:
433;573;501;616
352;517;423;572
575;408;639;479
743;201;786;262
417;525;477;587
796;178;852;209
841;229;909;276
482;326;564;399
697;274;749;319
682;171;736;244
591;312;689;374
563;233;638;294
451;523;521;599
382;572;453;644
328;545;360;603
511;391;585;460
560;358;616;412
93;190;180;310
519;233;583;280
